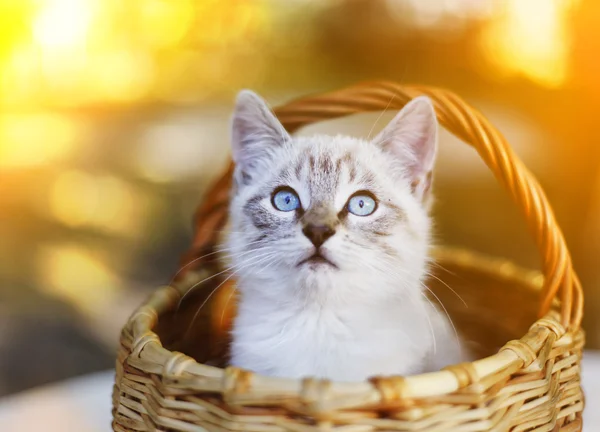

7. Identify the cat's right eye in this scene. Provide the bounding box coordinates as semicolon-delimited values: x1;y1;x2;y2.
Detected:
347;192;377;216
271;187;301;212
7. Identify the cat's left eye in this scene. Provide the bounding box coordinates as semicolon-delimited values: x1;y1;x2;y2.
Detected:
347;193;377;216
272;187;301;212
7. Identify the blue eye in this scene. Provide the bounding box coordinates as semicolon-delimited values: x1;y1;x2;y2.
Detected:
347;193;377;216
272;188;301;212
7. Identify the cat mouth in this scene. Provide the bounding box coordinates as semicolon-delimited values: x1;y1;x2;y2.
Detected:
298;252;338;269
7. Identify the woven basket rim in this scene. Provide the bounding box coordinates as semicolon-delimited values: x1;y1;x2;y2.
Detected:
123;246;577;403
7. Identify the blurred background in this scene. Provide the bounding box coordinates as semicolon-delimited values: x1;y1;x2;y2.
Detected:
0;0;599;398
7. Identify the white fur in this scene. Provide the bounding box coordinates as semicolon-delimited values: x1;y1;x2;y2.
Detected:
224;91;465;382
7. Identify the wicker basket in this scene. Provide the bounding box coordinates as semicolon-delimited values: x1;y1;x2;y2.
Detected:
112;82;585;432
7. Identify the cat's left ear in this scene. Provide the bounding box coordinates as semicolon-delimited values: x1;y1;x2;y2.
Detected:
372;96;438;202
231;90;290;184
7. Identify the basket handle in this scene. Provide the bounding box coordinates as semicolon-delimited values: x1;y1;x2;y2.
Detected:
184;81;582;329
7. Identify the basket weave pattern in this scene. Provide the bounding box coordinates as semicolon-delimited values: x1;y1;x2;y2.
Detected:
112;82;585;431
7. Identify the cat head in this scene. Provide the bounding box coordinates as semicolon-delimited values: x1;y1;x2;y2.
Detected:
226;90;438;303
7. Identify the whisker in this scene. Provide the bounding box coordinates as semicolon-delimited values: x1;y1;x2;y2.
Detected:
176;248;274;310
420;281;460;349
219;285;238;328
170;238;267;282
416;291;438;355
368;252;468;310
256;254;280;275
429;260;458;277
424;272;468;308
218;252;281;327
185;252;278;336
367;93;396;141
371;259;437;353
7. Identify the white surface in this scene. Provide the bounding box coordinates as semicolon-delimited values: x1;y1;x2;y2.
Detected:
0;371;113;432
0;352;599;431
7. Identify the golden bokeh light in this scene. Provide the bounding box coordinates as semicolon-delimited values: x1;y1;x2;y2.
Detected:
480;0;579;87
0;114;79;169
49;171;94;228
138;0;195;49
0;0;272;108
86;50;156;103
32;0;94;50
194;0;270;46
0;47;42;106
49;171;140;236
38;244;120;315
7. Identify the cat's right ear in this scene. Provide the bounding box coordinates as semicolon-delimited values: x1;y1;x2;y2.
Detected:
231;90;290;184
371;96;438;203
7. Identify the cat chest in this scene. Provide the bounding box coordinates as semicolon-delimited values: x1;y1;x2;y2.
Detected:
240;307;423;358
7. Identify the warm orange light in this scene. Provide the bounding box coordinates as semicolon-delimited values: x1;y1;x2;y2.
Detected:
0;0;273;108
480;0;579;87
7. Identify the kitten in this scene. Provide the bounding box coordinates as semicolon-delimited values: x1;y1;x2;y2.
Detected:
224;90;464;382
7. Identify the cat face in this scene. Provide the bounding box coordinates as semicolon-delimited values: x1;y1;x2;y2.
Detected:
226;91;438;303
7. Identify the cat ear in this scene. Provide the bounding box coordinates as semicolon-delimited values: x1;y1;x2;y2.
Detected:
231;90;290;184
372;96;438;201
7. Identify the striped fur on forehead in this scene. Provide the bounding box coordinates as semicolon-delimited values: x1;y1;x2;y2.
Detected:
239;138;408;207
286;145;380;199
342;152;358;183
